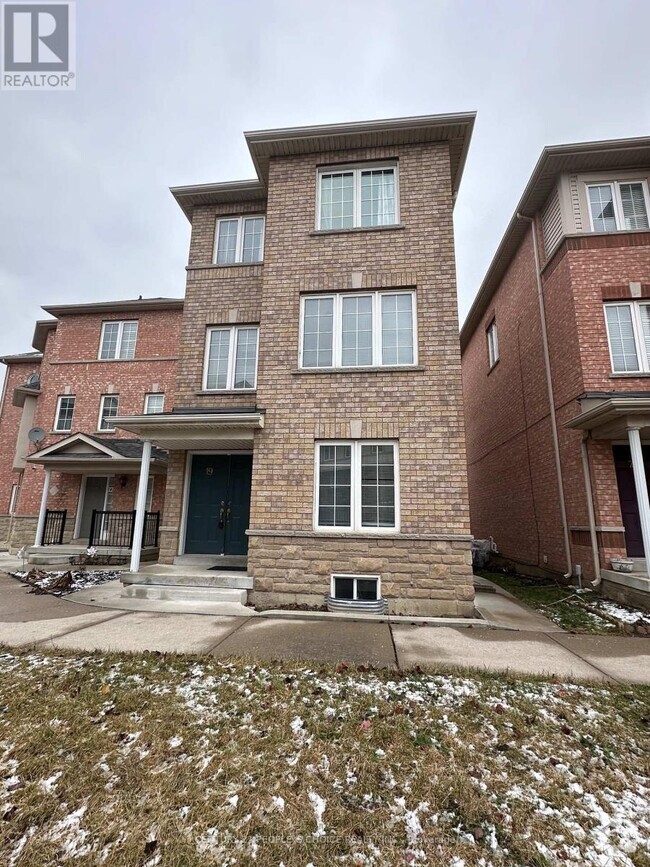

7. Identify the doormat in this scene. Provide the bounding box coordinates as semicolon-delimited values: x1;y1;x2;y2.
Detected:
209;565;248;572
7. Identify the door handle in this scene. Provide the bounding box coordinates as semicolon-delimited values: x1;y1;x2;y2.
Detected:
226;502;232;523
218;501;225;529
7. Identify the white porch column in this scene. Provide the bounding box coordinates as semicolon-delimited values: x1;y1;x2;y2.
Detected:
130;440;152;573
627;426;650;565
34;468;52;546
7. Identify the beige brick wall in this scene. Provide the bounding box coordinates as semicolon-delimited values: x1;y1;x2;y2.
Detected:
163;141;474;614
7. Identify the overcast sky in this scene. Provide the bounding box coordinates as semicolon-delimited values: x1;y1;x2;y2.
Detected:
0;0;648;356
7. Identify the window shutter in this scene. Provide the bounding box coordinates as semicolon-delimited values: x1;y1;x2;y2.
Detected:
619;183;649;230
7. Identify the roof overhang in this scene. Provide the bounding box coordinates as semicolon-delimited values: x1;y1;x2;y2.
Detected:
171;112;476;222
25;432;168;474
0;351;43;365
566;396;650;439
113;412;265;450
42;298;184;318
460;135;650;351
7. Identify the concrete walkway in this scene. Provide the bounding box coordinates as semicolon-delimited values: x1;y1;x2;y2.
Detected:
1;573;649;683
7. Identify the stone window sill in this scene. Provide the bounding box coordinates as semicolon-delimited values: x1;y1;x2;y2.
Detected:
308;224;405;238
609;372;650;378
291;365;424;375
195;389;256;395
186;261;263;271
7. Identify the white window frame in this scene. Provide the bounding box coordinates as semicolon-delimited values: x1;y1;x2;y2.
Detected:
313;440;400;534
330;573;382;601
98;394;120;432
603;301;650;374
98;320;138;360
487;320;499;368
144;393;164;414
586;180;650;232
54;395;75;432
213;215;266;265
9;482;20;514
299;290;417;370
202;325;259;391
316;161;399;230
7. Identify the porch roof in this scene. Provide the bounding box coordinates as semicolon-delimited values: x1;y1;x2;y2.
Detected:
566;396;650;438
113;409;265;450
26;433;169;474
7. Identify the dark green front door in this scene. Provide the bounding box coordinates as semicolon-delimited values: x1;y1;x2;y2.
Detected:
185;454;253;555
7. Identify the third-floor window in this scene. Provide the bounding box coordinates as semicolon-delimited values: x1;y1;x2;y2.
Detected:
214;216;265;265
587;181;650;233
317;162;398;230
99;320;138;360
300;290;416;369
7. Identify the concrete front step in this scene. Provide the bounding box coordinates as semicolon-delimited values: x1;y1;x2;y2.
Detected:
121;571;253;590
121;583;248;605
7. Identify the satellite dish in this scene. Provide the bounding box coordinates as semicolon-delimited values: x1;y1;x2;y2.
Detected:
28;427;45;443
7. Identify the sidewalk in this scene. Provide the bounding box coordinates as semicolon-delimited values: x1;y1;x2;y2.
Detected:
1;574;648;683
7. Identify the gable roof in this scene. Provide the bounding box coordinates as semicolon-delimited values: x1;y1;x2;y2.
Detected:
460;135;650;351
171;112;476;220
26;432;167;463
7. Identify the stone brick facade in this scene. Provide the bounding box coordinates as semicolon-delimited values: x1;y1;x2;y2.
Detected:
0;301;182;550
160;119;475;617
461;144;650;585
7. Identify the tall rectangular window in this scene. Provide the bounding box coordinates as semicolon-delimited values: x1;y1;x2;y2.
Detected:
204;325;259;390
99;395;119;431
604;303;647;373
487;320;499;368
54;396;75;432
214;216;265;264
587;181;649;232
315;441;398;532
300;291;415;369
144;393;164;414
318;163;398;230
99;321;138;360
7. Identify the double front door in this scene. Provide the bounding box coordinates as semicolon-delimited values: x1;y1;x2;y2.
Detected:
185;454;253;555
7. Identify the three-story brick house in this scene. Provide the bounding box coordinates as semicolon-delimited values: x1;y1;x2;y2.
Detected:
117;114;476;616
461;136;650;609
0;298;182;555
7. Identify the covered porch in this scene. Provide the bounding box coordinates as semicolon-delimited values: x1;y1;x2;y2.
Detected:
26;433;168;564
567;395;650;606
112;409;264;580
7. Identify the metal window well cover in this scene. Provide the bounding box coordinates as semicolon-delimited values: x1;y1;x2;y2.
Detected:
325;595;388;614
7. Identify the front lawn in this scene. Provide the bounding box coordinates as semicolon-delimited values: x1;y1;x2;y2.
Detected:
1;647;649;866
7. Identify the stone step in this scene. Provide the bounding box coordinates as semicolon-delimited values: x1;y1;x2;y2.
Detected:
121;571;253;590
173;554;247;570
121;583;248;605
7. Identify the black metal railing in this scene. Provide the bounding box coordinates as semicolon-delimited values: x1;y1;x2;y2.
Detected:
88;510;160;548
41;509;66;545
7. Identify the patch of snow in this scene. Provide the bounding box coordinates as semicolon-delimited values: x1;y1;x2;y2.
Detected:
167;735;183;748
308;790;326;837
39;770;62;793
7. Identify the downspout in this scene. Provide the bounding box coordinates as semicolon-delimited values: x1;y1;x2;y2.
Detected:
580;434;601;587
517;213;573;579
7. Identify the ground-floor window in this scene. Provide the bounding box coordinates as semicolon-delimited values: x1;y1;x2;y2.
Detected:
315;440;398;532
331;573;380;601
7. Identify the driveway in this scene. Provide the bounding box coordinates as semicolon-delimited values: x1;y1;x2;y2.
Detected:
1;574;649;683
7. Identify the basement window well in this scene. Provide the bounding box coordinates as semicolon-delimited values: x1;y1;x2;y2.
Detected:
326;574;387;613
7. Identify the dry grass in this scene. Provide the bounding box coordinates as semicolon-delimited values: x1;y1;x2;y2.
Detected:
1;646;649;866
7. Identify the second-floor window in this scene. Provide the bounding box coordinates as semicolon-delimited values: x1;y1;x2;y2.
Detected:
99;320;138;360
54;395;75;432
604;301;650;374
214;216;265;265
300;290;416;369
487;319;499;368
587;181;650;233
144;393;164;414
99;395;119;431
318;162;398;230
204;326;259;390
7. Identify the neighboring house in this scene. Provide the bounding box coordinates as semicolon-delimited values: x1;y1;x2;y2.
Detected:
461;136;650;609
115;113;477;616
0;298;182;553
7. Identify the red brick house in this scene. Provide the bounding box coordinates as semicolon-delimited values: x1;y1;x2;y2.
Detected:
0;298;182;558
461;136;650;608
